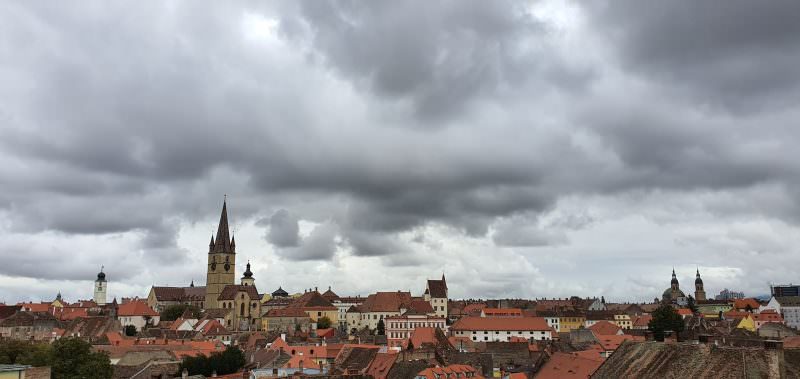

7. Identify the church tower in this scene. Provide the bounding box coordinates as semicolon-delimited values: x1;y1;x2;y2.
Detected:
205;199;236;309
241;261;255;287
94;267;107;305
695;268;706;301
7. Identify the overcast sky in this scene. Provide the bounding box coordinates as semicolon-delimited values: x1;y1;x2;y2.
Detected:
2;1;800;304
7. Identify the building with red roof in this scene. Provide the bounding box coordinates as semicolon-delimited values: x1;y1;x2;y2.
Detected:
118;300;160;331
753;309;784;329
450;316;554;342
732;298;762;312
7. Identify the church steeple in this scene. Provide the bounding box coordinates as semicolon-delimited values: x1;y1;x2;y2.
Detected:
694;267;706;301
206;197;237;310
213;198;233;253
671;268;679;290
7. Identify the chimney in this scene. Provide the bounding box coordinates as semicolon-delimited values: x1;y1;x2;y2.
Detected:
281;333;286;341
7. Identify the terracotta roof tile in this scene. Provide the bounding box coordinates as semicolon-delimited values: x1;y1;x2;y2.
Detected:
535;352;604;379
588;321;622;336
426;280;447;298
450;316;552;331
218;285;259;301
118;300;159;317
361;292;413;313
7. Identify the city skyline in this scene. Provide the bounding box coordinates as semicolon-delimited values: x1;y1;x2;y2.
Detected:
2;1;800;303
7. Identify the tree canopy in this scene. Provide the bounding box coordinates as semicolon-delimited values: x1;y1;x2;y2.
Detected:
648;304;685;342
377;318;386;335
180;346;246;377
161;304;202;321
316;316;332;329
0;337;112;379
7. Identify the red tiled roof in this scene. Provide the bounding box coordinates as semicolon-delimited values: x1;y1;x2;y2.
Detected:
118;300;159;317
404;300;434;315
360;292;413;313
218;285;259;301
417;364;483;379
16;302;51;312
450;316;552;332
753;310;783;322
426;280;447;298
288;291;335;308
316;328;335;338
366;352;398;379
463;303;487;316
406;327;437;349
482;308;523;317
588;321;622;336
632;315;652;327
535;352;604;379
732;298;761;310
201;319;231;336
151;287;189;301
676;308;693;316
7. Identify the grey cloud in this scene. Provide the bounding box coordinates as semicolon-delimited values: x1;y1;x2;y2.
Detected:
491;216;567;248
580;1;800;111
283;0;577;119
262;209;300;247
276;222;339;261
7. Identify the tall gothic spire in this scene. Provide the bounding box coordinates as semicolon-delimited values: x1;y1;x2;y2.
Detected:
214;198;232;253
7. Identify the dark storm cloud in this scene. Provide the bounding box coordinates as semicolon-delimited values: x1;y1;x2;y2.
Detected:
281;0;580;119
581;0;800;111
262;209;301;247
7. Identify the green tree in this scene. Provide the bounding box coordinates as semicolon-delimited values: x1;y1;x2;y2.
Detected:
124;324;137;336
161;304;201;321
648;304;685;342
316;316;332;329
0;340;34;364
17;343;51;367
686;295;698;313
377;318;385;336
49;337;112;379
179;346;245;376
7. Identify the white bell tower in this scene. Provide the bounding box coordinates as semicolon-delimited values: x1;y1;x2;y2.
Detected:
94;266;107;305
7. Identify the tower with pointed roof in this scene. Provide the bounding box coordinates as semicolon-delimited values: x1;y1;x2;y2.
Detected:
694;267;706;301
205;199;237;309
